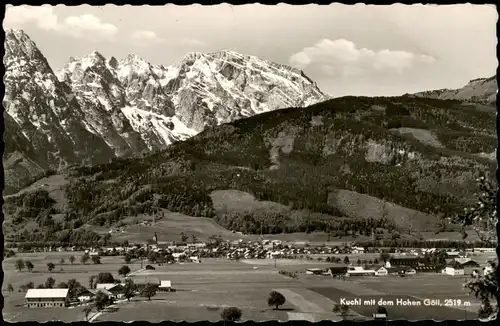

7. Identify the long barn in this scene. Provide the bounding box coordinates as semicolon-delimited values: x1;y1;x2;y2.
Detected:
25;289;69;308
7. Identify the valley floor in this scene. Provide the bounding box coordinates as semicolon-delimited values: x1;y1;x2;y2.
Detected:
3;254;490;322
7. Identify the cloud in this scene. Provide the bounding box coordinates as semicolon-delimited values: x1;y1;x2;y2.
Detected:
180;38;206;47
290;38;436;77
4;5;59;30
63;14;118;39
131;30;166;44
4;5;118;41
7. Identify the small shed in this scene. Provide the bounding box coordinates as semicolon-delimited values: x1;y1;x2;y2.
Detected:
158;280;172;292
373;313;387;320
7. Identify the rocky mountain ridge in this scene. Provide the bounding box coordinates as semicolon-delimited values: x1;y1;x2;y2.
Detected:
411;75;497;105
3;29;327;194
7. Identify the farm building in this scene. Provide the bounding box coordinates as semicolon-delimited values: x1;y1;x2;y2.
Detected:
442;263;465;276
351;246;365;254
373;314;387;320
445;251;461;258
158;280;172;292
454;258;480;267
95;283;125;299
25;289;70;308
474;248;496;253
77;288;95;302
386;266;416;275
306;268;325;275
347;266;376;276
415;264;445;273
327;267;348;277
189;256;201;263
94;288;113;299
389;257;426;266
128;277;161;290
96;283;118;290
172;252;186;261
368;266;388;276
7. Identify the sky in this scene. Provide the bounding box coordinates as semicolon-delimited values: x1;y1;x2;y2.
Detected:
3;4;498;97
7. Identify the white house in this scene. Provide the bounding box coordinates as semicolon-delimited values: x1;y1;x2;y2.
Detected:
372;266;388;276
77;289;95;302
442;265;465;276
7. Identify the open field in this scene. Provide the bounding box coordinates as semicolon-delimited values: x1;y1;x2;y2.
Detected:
330;189;439;231
391;128;444;148
210;189;290;214
3;253;486;322
300;273;481;321
107;211;252;242
4;174;69;210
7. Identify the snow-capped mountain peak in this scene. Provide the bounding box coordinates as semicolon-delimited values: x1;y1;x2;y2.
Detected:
3;29;328;194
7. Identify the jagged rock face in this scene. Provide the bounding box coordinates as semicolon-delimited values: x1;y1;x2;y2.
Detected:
166;50;327;132
3;29;328;194
412;75;497;105
3;29;115;191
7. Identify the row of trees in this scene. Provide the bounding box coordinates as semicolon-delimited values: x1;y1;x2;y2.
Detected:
15;259;54;273
354;239;496;249
9;277;85;298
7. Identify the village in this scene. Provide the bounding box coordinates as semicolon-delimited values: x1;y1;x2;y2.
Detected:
3;232;496;322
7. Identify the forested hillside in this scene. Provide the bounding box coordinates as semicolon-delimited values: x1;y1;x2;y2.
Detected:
4;95;496;245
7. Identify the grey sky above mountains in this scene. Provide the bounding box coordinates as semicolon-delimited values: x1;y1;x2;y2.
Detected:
4;4;497;98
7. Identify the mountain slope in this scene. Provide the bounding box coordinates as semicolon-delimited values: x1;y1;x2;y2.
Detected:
412;75;497;105
3;29;116;194
3;29;327;194
5;95;495;244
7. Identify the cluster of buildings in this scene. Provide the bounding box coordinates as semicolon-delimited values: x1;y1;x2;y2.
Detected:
305;256;491;278
24;279;174;308
73;240;369;261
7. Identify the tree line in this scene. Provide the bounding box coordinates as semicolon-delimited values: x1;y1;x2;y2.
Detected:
354;239;496;249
